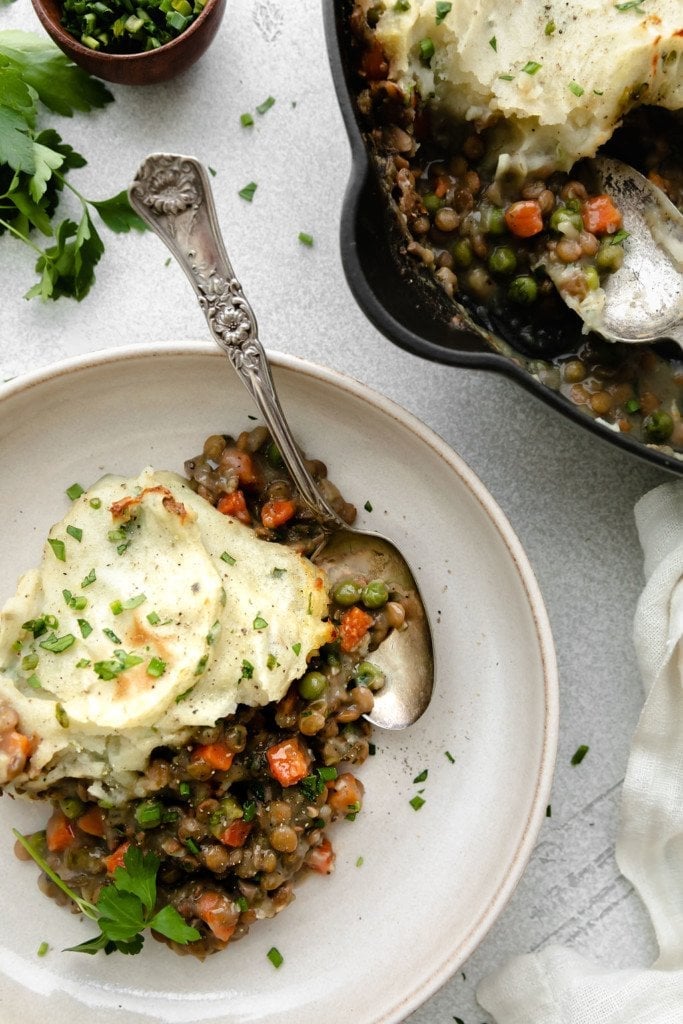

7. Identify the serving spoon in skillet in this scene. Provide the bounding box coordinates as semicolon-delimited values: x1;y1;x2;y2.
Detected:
129;152;434;730
556;157;683;346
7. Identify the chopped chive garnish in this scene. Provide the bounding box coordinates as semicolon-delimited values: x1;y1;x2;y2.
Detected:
112;594;146;615
240;112;254;126
55;703;69;728
256;95;275;114
544;20;556;34
267;946;283;968
76;658;91;668
394;0;410;9
318;766;337;782
103;628;121;644
238;181;258;202
147;657;166;678
81;568;96;588
175;686;195;703
110;600;123;615
292;642;302;655
356;856;364;867
489;36;497;50
409;794;425;811
89;497;101;509
44;615;58;629
77;618;93;639
39;633;75;653
179;781;191;797
37;941;49;956
271;567;287;578
571;744;589;765
108;529;126;543
522;61;542;75
243;800;256;822
194;654;208;676
66;483;84;501
364;500;373;512
66;525;83;542
26;674;41;689
241;659;254;679
418;37;435;64
48;538;66;562
413;769;428;783
208;166;217;177
22;653;39;670
236;896;249;912
185;838;201;855
220;551;236;565
253;615;268;630
147;611;161;625
625;398;640;413
368;742;376;755
206;621;221;645
568;81;584;96
298;232;314;246
546;804;552;817
499;73;514;81
435;0;451;23
267;653;278;670
445;750;455;763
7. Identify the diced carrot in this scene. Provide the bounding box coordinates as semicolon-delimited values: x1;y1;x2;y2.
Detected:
326;772;365;816
339;606;374;652
266;737;311;787
220;820;252;848
217;490;251;524
581;195;622;235
434;176;449;198
305;836;335;874
191;743;234;772
46;810;76;853
0;729;32;777
260;499;296;529
77;805;105;837
504;200;544;238
196;891;238;943
104;840;130;874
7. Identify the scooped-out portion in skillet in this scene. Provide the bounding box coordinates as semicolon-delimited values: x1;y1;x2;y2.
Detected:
348;0;683;454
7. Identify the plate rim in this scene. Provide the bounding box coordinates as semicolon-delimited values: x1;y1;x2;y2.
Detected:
0;340;559;1021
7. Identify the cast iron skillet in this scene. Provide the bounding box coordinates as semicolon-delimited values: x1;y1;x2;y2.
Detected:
323;0;683;476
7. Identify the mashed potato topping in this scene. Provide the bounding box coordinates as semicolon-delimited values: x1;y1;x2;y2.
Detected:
0;469;332;799
373;0;682;176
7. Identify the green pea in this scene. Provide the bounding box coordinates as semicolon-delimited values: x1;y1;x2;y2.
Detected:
643;410;673;444
265;442;284;468
298;670;328;700
451;237;473;268
584;265;600;291
422;192;442;214
354;661;385;691
488;245;517;275
549;207;583;232
332;579;363;606
482;205;506;235
59;796;85;820
508;275;538;304
595;241;624;273
361;579;389;609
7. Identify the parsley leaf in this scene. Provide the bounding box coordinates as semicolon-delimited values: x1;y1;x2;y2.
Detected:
0;32;144;302
14;830;201;957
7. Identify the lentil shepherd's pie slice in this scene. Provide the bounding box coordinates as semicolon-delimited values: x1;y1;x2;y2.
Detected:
2;424;412;957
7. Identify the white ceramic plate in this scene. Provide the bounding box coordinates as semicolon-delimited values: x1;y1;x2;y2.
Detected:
0;343;558;1024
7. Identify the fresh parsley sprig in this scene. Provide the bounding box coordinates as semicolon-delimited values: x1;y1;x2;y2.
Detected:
0;31;146;301
14;829;200;955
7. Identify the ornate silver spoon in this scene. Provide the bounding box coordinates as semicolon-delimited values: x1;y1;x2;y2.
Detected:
128;153;433;729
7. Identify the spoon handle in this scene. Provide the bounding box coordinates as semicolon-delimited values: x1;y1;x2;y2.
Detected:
128;153;341;530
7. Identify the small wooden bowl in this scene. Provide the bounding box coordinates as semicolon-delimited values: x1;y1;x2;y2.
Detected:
31;0;226;85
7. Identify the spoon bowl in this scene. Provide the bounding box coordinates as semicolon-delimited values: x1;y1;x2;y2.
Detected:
583;157;683;346
128;153;434;729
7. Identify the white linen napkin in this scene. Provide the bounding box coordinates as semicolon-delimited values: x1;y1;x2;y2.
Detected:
477;480;683;1022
